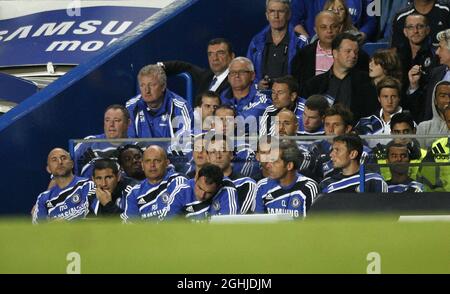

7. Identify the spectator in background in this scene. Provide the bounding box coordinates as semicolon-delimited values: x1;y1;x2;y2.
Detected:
117;144;145;181
369;49;403;86
74;104;130;178
32;148;94;223
302;33;378;122
385;142;424;193
220;57;270;127
160;38;234;97
185;134;209;179
247;0;308;90
290;0;377;41
260;75;306;136
416;80;450;147
89;158;138;216
319;134;388;193
391;0;450;51
378;0;409;41
355;76;404;148
407;28;450;122
193;90;221;135
400;14;439;116
417;106;450;192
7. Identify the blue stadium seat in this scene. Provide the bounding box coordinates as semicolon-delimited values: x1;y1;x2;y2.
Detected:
362;42;389;57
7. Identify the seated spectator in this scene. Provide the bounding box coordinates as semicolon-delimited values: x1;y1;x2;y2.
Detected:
302;32;378;122
319;134;388;193
247;0;308;90
407;28;450;122
193;90;221;135
220;57;271;129
369;49;403;86
355;76;404;148
391;0;450;52
160;163;239;220
416;80;450;147
291;11;340;92
89;158;138;216
117;144;145;181
377;112;427;181
385;142;424;193
120;145;188;222
205;134;257;214
126;64;193;151
32;148;94;223
74;104;130;177
160;38;234;96
322;0;368;42
185;134;209;179
290;0;377;41
417;106;450;191
255;136;276;181
254;139;319;218
309;104;374;182
211;105;259;177
300;94;328;136
260;75;306;136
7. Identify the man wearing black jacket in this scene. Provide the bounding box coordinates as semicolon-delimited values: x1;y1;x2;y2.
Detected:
291;11;369;94
160;38;235;103
301;33;378;123
89;158;138;216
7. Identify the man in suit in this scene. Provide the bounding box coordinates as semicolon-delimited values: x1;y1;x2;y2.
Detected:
159;38;235;100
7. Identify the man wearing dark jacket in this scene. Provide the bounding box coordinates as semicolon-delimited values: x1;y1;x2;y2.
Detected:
291;11;369;93
160;38;235;99
302;32;378;122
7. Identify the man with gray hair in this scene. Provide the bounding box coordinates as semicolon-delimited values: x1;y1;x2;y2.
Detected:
247;0;308;90
126;64;193;140
254;139;319;218
220;57;270;129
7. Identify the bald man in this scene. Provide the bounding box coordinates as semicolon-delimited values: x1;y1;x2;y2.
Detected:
32;148;95;223
121;145;188;222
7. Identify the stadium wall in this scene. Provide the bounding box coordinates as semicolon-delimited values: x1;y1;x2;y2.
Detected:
0;0;267;214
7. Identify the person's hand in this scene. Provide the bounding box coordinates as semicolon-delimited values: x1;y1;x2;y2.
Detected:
408;65;422;91
258;76;270;90
96;187;112;206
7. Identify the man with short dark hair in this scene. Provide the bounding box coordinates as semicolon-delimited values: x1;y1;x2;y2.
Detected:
160;38;235;96
160;163;239;220
260;75;306;136
89;158;138;216
193;90;221;134
319;134;388;193
117;144;145;181
206;134;257;214
74;104;130;177
33;148;95;223
254;139;319;218
302;32;378;122
385;142;424;193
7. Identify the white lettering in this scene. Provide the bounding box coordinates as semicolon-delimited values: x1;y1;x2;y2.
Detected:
81;40;103;51
32;22;75;37
74;20;102;35
66;252;81;274
366;252;381;274
101;21;133;35
0;30;8;41
367;0;381;17
67;0;81;17
4;26;32;41
46;40;81;51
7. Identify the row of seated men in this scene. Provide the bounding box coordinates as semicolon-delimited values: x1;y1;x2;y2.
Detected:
33;124;448;223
